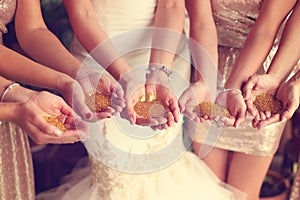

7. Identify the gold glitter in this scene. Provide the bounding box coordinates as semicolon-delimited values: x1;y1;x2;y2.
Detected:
85;79;111;112
43;115;66;131
134;94;168;118
197;102;230;117
253;93;282;114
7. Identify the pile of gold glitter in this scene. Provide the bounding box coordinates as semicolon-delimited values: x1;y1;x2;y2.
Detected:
253;93;282;114
197;102;230;117
134;94;168;118
85;79;111;112
43;115;66;131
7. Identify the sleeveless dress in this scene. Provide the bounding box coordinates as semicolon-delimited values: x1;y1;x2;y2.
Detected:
36;0;245;199
0;1;35;199
187;0;290;157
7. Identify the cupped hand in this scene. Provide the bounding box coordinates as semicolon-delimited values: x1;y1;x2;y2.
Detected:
144;68;180;130
253;79;300;128
178;80;211;123
243;74;281;116
13;91;88;144
118;72;146;125
216;89;246;128
71;67;125;121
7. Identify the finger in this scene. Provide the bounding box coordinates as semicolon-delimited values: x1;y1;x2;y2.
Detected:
167;97;180;123
166;111;175;127
38;116;64;136
243;76;257;100
74;99;94;121
112;86;125;100
265;111;271;118
178;92;191;113
257;114;280;129
281;99;298;121
234;110;246;128
95;112;113;120
136;117;154;126
259;111;266;121
222;116;235;127
245;100;257;116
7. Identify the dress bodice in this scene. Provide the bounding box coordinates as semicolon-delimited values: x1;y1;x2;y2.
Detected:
90;0;156;37
0;0;16;40
212;0;263;48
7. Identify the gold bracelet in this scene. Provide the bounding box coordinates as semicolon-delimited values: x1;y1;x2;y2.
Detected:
0;82;20;102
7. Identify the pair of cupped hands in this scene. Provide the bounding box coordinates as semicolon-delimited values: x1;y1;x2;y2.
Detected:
181;74;299;129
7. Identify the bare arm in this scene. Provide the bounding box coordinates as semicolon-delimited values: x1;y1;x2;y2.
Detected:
15;0;82;79
225;0;296;89
267;0;300;81
0;44;73;93
62;0;131;80
148;0;186;67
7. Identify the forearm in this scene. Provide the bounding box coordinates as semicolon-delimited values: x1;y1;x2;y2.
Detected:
149;0;186;67
225;0;295;89
187;0;218;83
16;28;81;79
63;0;131;80
267;1;300;82
0;102;20;122
0;44;75;93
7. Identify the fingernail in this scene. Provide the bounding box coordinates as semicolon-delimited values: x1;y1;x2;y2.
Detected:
86;113;92;120
54;129;63;136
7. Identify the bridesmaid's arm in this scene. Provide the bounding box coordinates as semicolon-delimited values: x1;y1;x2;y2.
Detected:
267;0;300;81
0;44;74;95
225;0;297;90
14;0;82;79
62;0;131;80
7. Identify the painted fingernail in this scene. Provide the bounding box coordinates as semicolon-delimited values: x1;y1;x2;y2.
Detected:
86;113;92;120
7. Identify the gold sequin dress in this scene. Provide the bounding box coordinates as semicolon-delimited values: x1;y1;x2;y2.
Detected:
36;0;245;199
0;1;35;199
187;0;291;156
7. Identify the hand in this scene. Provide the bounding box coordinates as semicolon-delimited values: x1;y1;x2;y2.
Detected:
252;80;300;128
73;67;125;120
12;91;88;144
145;69;178;130
118;72;147;124
243;74;282;128
216;89;246;127
179;80;211;123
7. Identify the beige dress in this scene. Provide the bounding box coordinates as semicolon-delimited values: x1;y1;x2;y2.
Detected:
188;0;289;156
0;0;35;199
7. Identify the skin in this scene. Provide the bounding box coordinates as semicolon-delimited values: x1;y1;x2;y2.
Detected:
62;0;186;129
243;0;300;128
214;1;297;199
13;0;124;121
182;0;297;199
0;76;87;144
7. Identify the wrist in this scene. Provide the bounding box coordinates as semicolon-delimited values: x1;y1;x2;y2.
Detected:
146;64;173;83
8;102;22;122
1;83;35;103
55;74;76;94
